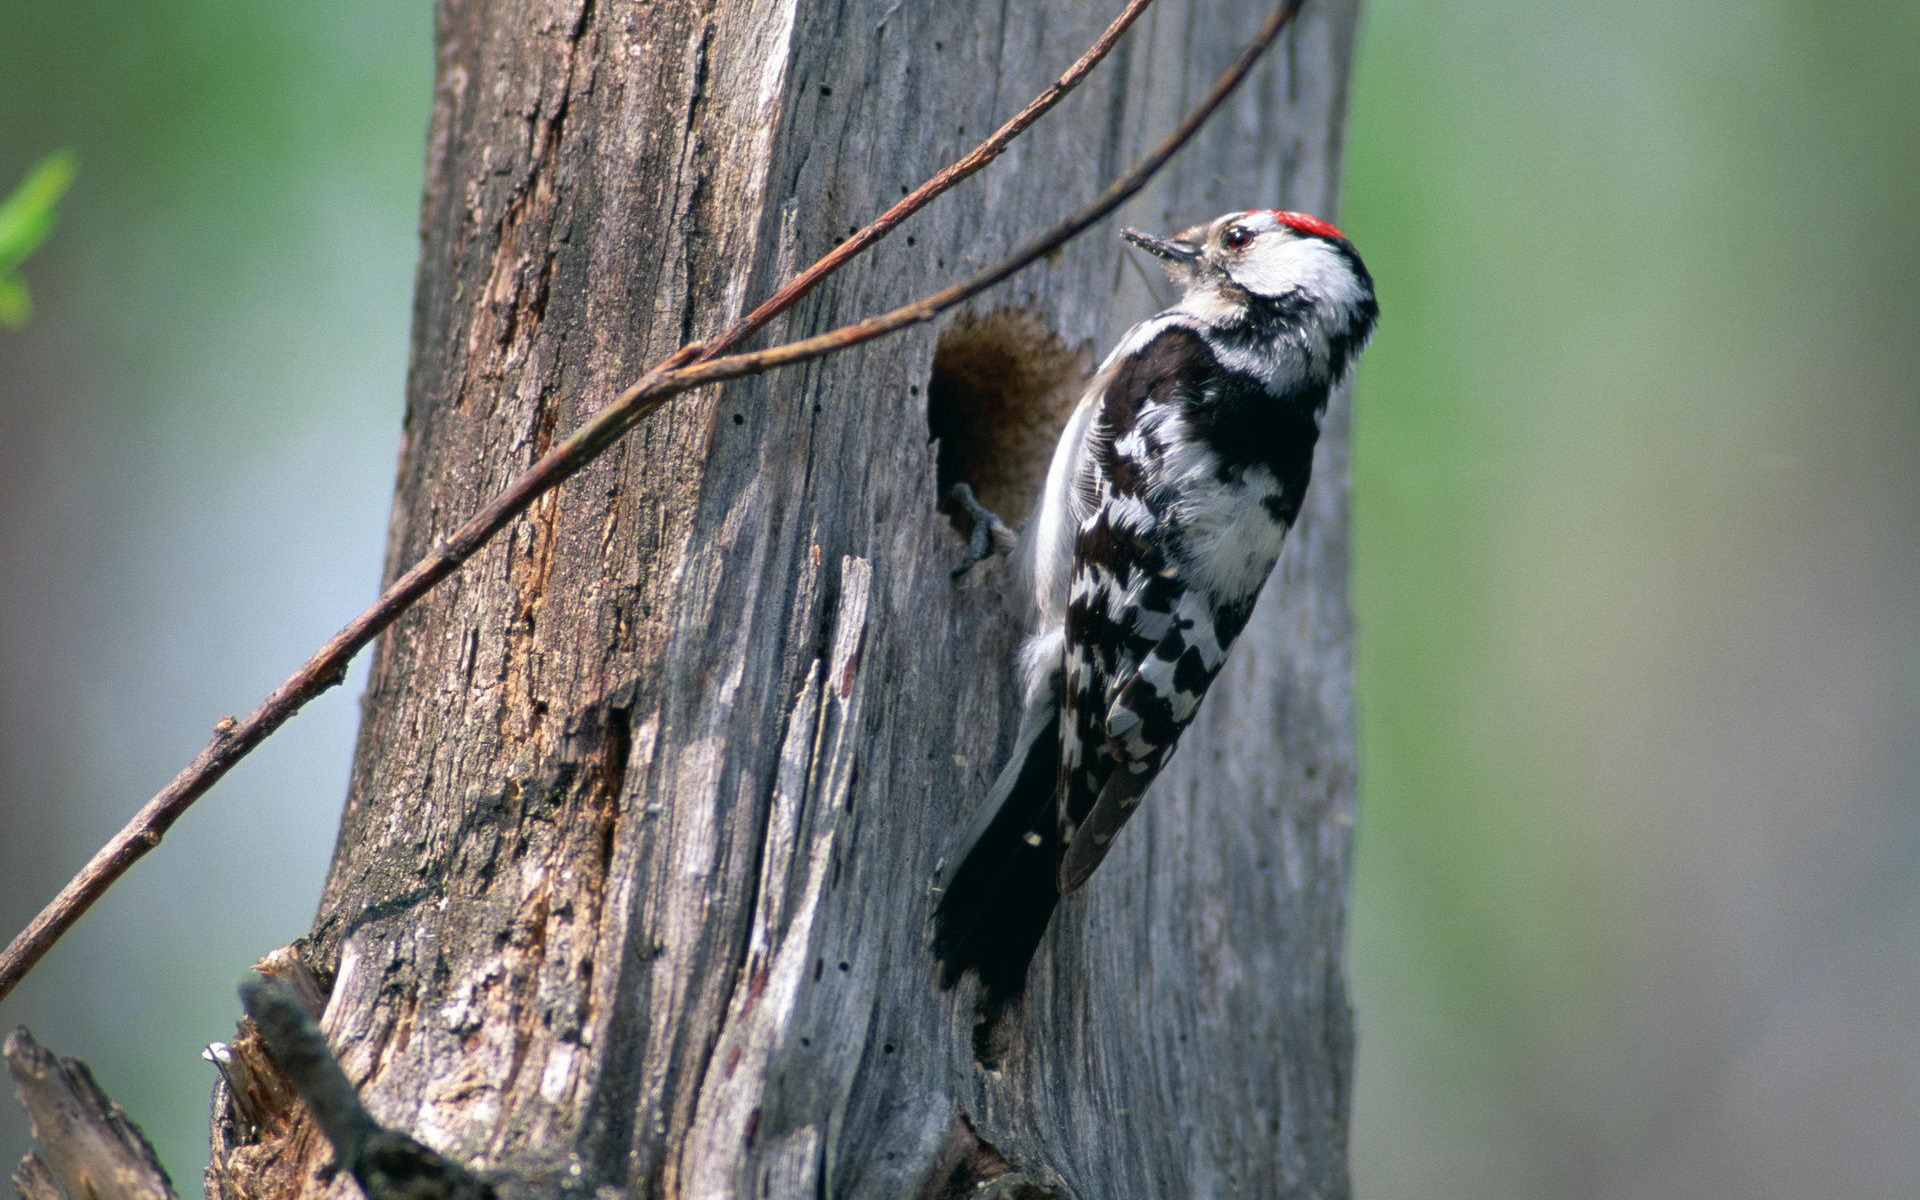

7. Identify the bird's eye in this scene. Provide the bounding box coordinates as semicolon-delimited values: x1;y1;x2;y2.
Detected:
1222;225;1254;250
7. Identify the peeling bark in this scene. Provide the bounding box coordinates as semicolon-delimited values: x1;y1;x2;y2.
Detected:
209;1;1366;1196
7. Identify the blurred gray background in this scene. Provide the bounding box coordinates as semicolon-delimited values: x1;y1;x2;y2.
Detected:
2;2;1915;1196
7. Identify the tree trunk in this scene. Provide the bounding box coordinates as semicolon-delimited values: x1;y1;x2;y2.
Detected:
220;1;1365;1196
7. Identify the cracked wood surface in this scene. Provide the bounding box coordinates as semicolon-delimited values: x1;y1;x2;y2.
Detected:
225;1;1366;1197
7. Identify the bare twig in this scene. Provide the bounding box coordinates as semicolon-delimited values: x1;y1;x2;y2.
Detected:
707;0;1157;357
0;0;1307;1004
652;0;1308;398
500;0;1308;462
0;0;1157;1007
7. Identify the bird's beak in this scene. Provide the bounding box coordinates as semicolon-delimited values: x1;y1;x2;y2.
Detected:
1121;228;1202;264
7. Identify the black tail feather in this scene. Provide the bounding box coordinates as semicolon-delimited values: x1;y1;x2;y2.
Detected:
931;695;1063;1013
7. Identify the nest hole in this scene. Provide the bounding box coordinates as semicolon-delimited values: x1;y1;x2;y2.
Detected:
926;309;1090;528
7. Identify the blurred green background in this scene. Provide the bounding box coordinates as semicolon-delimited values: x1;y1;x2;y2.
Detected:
1344;2;1920;1195
1;2;1914;1196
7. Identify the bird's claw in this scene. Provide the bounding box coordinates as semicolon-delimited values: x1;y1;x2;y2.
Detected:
945;482;1015;579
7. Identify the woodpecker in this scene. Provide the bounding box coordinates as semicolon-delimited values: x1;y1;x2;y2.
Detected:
931;209;1378;1013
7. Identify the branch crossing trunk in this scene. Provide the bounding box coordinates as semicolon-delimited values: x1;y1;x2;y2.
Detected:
203;2;1367;1196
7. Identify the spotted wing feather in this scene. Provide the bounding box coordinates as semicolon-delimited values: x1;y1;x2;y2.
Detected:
1056;322;1322;890
1055;328;1231;888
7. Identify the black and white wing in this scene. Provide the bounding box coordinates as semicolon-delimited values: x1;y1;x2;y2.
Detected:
1055;322;1315;890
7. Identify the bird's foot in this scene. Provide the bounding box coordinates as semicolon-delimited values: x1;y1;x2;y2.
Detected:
944;482;1017;579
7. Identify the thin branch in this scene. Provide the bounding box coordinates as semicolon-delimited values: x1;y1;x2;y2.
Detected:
0;0;1153;1005
508;0;1308;459
706;0;1157;357
659;0;1308;398
0;0;1306;1004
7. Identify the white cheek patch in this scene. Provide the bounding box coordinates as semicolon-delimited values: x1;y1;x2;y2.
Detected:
1233;237;1369;314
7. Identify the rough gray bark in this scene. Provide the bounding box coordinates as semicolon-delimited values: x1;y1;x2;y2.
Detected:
214;1;1365;1196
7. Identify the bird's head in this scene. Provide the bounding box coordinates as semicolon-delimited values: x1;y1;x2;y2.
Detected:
1123;209;1373;324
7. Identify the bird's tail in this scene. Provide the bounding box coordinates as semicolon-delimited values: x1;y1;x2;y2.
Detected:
930;688;1063;1015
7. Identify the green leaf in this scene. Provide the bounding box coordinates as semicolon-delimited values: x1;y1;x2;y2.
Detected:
0;151;79;324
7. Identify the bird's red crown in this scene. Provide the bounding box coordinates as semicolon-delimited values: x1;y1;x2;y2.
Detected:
1269;210;1346;240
